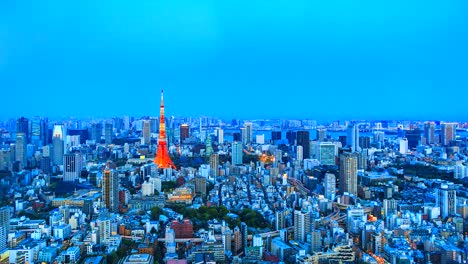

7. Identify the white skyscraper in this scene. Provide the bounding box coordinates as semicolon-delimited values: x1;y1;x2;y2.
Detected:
399;138;408;154
294;209;310;242
217;128;224;144
296;145;303;162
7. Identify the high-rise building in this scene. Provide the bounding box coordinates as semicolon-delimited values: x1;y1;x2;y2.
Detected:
424;122;436;145
383;199;398;217
437;186;457;218
324;173;336;201
63;153;82;182
286;131;296;145
297;131;310;159
399;138;408;154
232;142;243;165
339;152;358;195
294;209;310;242
217;128;224;144
180;124;190;143
154;90;176;169
0;207;9;251
16;117;29;143
357;151;368;170
316;127;327;142
311;229;321;252
441;123;456;146
243;122;253;145
296;146;303;162
271;131;281;141
52;136;64;166
275;210;286;231
346;124;360;152
209;153;219;178
142;120;151;145
102;170;120;212
89;123;102;142
241;222;248;254
104;123;113;144
205;136;213;157
233;226;242;254
31;116;41;146
195;176;207;195
318;142;335;166
15;133;27;168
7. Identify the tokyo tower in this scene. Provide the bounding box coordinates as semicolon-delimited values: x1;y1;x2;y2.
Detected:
154;90;176;169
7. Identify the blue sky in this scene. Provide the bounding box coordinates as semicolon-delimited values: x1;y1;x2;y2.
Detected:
0;0;467;121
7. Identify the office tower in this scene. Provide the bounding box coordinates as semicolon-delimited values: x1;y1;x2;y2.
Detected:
241;222;248;254
274;149;282;168
424;122;436;145
52;136;64;166
142;120;151;145
373;131;385;144
318;142;335;166
154;90;176;169
40;118;49;145
441;123;456;146
217;128;224;144
359;136;371;149
89;123;102;142
180;124;190;142
102;170;120;212
240;128;247;145
209;153;219;178
383;199;398;217
63;153;82;182
0;207;9;251
205;136;213;157
243;122;253;145
232;142;243;165
149;117;159;133
316;127;327;142
405;129;422;149
31;116;41;146
346;124;359;152
286;131;296;145
112;117;124;131
324;173;336;201
437;186;457;218
294;209;310;242
271;131;281;141
296;131;310;159
16;117;29;143
311;230;321;252
357;150;368;170
104;123;113;144
275;210;286;231
296;146;303;162
15;133;27;168
339;152;358;195
399;138;408;154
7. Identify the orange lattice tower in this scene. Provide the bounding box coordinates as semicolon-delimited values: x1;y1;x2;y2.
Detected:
154;90;176;169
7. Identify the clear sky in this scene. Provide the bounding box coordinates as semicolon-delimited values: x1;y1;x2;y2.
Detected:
0;0;467;121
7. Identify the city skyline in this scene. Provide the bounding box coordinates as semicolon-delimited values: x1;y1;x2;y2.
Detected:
1;1;467;120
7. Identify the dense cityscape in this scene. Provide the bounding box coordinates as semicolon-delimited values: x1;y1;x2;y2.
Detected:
0;90;467;264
